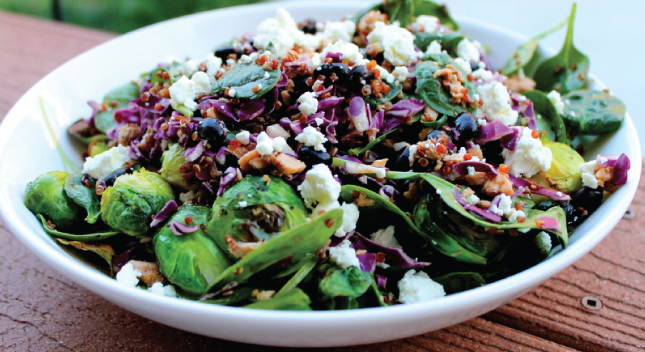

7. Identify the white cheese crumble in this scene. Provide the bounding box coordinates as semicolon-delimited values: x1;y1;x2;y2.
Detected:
169;75;199;111
204;54;223;83
426;40;442;55
191;71;211;95
501;127;553;177
228;88;237;97
315;117;324;126
318;40;364;65
415;15;439;33
392;66;410;83
453;57;472;75
370;225;402;248
148;282;177;297
547;90;565;115
82;145;133;179
329;239;360;269
295;126;328;152
508;210;526;222
397;269;446;304
467;166;476;176
298;164;341;208
180;59;200;77
436;189;443;195
581;173;599;189
116;263;141;287
456;38;481;62
477;81;518;125
579;160;598;174
238;200;248;208
535;231;552;252
235;130;251;145
366;21;421;66
336;202;360;237
579;160;600;189
297;91;319;116
408;145;418;166
255;131;286;156
489;194;513;217
472;67;493;81
253;8;322;56
322;20;356;43
466;194;480;204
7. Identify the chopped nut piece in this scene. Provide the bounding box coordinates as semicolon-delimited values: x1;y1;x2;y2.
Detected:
129;260;165;286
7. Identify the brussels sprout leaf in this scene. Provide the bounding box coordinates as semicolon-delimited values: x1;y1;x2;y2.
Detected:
561;90;625;135
275;254;318;297
64;172;101;224
502;16;568;76
432;272;487;294
37;214;120;242
533;4;589;94
244;288;312;311
212;60;280;99
55;238;114;274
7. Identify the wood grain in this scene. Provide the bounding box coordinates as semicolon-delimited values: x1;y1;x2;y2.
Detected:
1;10;643;352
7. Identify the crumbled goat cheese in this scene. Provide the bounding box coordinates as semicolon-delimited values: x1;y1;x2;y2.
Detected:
82;145;133;179
295;126;328;152
508;210;526;222
580;161;600;189
235;130;251;145
489;194;513;217
298;164;341;208
472;67;493;81
318;40;364;65
336;202;360;237
535;231;552;252
191;71;211;95
478;81;518;125
467;166;476;176
436;189;443;195
415;15;439;33
181;59;200;77
255;131;275;156
456;38;481;62
204;54;223;83
169;75;198;111
581;173;599;189
453;57;472;74
329;239;360;269
297;91;319;116
366;21;421;66
392;66;410;83
253;8;322;56
466;194;480;204
148;282;177;297
370;225;402;248
397;269;446;304
238;200;248;208
477;118;488;126
579;160;598;174
179;190;195;204
116;263;142;287
426;40;442;55
322;20;356;43
408;145;418;166
547;90;565;115
501;127;552;177
315;117;324;126
228;88;236;97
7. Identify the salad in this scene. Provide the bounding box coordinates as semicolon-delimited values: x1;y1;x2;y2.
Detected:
25;1;631;310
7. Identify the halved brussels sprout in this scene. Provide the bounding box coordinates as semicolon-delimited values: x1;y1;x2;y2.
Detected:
159;143;192;190
24;171;83;230
100;169;174;237
154;205;232;296
206;175;308;260
531;137;584;193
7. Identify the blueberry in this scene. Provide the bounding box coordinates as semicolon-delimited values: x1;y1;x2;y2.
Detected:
571;187;603;214
389;147;411;171
99;166;134;188
298;146;332;166
454;113;478;141
314;63;351;84
426;130;451;143
561;202;580;227
349;65;374;90
198;119;228;147
298;18;318;34
214;46;238;61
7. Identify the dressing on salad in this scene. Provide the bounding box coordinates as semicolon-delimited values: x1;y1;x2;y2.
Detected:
25;1;631;310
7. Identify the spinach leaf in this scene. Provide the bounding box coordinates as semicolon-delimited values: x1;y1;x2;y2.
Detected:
67;119;109;146
364;82;403;105
561;89;625;135
339;184;487;265
37;214;121;242
154;206;233;296
386;172;569;246
533;4;589;94
348;128;397;156
202;286;256;306
150;67;175;85
64;172;101;224
319;266;373;299
353;0;458;30
523;90;567;143
204;208;342;292
275;255;318;297
432;272;486;294
55;238;114;274
416;59;475;117
94;82;140;133
501;17;568;76
244;288;312;311
212;61;280;99
419;114;448;129
415;32;464;53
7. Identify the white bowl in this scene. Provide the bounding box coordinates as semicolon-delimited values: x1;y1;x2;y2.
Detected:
0;1;640;347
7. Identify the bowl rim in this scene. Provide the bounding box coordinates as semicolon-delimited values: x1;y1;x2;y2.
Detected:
0;0;641;325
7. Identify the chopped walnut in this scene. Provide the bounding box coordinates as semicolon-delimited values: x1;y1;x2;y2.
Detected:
595;167;613;187
225;235;263;258
268;153;307;177
354;192;376;207
462;187;475;198
129;260;165;286
433;64;468;105
483;173;514;196
467;146;484;160
117;124;140;146
253;290;276;301
506;75;536;93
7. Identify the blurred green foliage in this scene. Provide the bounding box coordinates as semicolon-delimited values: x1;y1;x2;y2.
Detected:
0;0;262;33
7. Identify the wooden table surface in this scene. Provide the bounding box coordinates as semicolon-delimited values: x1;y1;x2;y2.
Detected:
1;11;643;352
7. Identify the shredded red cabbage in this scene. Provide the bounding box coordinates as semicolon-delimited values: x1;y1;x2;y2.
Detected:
150;200;179;228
